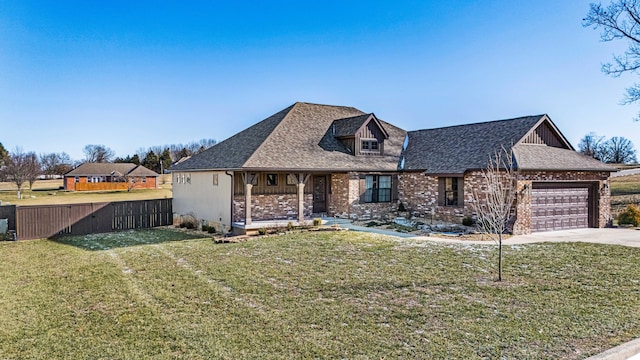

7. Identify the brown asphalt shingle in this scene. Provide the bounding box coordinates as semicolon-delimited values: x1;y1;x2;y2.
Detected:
401;115;545;173
172;104;614;175
172;102;407;172
513;144;616;171
65;163;158;177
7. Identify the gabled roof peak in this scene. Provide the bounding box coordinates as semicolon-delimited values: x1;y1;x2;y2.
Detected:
331;113;389;139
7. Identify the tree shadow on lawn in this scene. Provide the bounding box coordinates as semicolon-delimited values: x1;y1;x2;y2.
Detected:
51;228;210;251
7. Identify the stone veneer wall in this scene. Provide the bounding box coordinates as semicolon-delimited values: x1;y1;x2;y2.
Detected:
397;172;474;222
329;173;350;218
399;170;611;235
232;170;611;232
233;194;313;222
328;172;397;220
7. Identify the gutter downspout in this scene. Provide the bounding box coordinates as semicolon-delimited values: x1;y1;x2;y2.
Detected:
225;171;234;233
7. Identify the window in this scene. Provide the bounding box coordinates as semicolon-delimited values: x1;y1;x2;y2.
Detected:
361;139;379;153
286;174;297;185
74;176;79;183
439;177;462;206
142;177;147;183
445;177;458;206
364;175;391;203
266;173;278;186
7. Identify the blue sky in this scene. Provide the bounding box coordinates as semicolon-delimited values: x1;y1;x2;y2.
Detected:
1;1;638;161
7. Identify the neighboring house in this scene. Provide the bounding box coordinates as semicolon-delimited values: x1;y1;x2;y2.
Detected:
64;163;159;191
171;102;615;234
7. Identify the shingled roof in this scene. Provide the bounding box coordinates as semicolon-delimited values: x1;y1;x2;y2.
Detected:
171;102;407;172
332;114;389;139
66;163;159;177
512;144;615;171
401;114;614;174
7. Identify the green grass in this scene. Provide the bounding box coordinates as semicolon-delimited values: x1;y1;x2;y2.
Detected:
611;174;640;196
1;230;639;359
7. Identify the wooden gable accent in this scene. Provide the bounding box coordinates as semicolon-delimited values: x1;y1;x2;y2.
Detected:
518;115;573;150
354;115;389;156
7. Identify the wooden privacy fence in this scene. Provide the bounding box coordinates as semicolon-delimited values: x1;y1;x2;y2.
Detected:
0;199;172;240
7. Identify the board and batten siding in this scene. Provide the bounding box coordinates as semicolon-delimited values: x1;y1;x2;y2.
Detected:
172;171;232;230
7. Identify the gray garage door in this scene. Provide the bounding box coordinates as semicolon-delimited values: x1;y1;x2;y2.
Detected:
531;187;589;232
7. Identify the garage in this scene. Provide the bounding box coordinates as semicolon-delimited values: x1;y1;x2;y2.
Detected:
531;185;593;232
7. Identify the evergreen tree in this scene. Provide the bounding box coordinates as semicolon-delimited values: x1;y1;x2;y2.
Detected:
142;151;160;173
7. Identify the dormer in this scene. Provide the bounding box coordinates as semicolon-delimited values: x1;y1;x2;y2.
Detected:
331;113;390;156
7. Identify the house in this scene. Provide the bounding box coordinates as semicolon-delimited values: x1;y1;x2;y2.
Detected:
64;163;159;191
171;102;615;234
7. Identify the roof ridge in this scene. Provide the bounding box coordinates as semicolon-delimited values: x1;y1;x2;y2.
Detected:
295;101;362;112
409;114;545;133
333;113;373;122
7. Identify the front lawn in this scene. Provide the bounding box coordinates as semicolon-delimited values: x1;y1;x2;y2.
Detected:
1;230;639;359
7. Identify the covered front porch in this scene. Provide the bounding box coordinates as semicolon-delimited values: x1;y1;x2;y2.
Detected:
231;171;338;233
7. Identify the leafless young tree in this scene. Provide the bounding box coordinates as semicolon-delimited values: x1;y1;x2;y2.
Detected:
471;147;519;282
118;172;140;192
3;149;40;198
25;152;41;190
584;1;640;120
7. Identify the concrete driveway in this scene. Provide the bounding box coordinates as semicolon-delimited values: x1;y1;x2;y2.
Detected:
411;228;640;247
508;228;640;247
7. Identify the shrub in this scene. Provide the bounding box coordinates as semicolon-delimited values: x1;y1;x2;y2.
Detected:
397;202;407;212
287;221;294;231
258;227;267;236
313;218;322;227
201;224;217;234
618;204;640;226
462;216;475;226
180;213;199;230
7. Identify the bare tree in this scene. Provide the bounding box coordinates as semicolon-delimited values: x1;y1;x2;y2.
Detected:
83;144;115;163
470;147;519;282
601;136;638;163
3;149;39;198
25;152;41;190
40;152;73;178
119;172;140;192
578;132;606;160
584;1;640;120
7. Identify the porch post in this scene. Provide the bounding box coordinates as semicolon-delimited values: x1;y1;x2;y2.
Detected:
294;173;310;223
242;172;255;226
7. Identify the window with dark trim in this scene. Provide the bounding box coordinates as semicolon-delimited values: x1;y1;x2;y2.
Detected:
439;177;462;206
445;177;458;205
266;173;278;186
364;175;391;203
361;139;379;153
286;174;297;185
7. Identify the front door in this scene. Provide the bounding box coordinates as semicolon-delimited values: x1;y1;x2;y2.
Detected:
313;176;327;213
